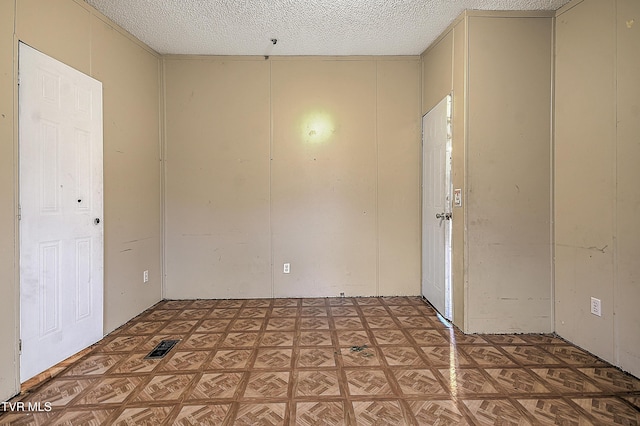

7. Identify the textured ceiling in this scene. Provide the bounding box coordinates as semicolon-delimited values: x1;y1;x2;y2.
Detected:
85;0;569;56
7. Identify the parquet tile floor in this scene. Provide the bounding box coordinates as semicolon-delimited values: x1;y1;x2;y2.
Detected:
2;296;639;425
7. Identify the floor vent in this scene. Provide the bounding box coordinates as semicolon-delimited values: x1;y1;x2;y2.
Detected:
145;339;179;359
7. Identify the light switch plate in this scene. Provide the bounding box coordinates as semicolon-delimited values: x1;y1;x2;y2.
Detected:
453;188;462;207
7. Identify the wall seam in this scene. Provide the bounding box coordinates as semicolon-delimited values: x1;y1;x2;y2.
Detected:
419;52;424;301
612;0;619;367
550;14;557;334
159;57;167;301
269;59;274;299
463;13;470;333
375;61;380;297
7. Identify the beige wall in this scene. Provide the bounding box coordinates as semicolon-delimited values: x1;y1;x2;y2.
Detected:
0;0;163;400
421;31;454;116
3;0;636;403
555;0;640;377
466;15;553;333
164;57;421;299
420;19;467;328
615;0;640;379
90;16;163;333
421;13;553;333
376;60;422;296
163;57;272;299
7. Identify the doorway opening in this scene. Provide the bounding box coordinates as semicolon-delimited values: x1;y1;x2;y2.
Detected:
421;94;453;321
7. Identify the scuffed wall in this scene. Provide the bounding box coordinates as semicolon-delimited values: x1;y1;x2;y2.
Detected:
164;57;421;299
0;0;163;400
555;0;640;378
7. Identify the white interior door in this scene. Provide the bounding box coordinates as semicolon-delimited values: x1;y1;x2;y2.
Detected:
421;95;452;320
19;42;104;382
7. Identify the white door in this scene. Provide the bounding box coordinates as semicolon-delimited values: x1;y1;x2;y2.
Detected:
19;43;104;382
421;95;452;320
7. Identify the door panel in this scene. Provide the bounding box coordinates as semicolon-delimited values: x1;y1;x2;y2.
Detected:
422;95;452;319
19;43;103;382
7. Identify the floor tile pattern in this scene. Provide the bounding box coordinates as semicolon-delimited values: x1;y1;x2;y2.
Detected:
3;296;639;425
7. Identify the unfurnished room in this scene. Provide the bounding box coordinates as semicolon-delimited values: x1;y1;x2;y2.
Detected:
0;0;639;424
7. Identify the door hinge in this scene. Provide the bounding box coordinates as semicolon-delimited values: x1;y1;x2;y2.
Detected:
17;72;20;86
19;339;22;354
18;205;21;220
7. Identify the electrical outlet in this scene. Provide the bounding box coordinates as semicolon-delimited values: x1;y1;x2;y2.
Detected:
283;263;290;274
590;297;601;317
143;270;149;283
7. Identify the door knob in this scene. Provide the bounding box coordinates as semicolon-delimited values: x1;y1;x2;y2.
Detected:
435;213;452;220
